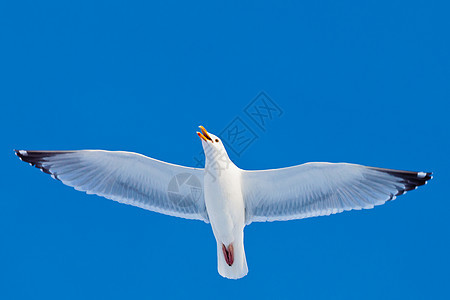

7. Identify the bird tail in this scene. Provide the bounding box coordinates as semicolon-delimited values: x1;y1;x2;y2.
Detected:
217;234;248;279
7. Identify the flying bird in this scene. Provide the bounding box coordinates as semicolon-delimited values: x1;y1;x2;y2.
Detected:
15;126;432;279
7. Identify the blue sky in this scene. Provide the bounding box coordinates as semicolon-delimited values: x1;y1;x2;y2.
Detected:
1;1;449;299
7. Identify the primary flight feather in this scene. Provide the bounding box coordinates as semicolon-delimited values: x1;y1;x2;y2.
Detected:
15;126;432;279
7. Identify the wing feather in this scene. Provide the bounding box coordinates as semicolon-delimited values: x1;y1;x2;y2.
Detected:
242;162;432;224
16;150;208;222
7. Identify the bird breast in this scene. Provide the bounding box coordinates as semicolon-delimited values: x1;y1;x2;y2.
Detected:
203;168;245;244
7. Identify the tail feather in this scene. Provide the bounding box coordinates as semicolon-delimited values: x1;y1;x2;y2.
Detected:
217;236;248;279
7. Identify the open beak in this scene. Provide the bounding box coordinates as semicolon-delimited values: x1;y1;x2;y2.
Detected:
197;125;213;142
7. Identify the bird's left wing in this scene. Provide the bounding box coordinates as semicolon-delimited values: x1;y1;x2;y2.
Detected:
241;162;432;224
15;150;209;222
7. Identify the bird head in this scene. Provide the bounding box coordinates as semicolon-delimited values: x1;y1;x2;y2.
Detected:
196;126;229;163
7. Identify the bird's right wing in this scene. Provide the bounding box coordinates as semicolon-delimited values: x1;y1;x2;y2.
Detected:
16;150;209;222
241;162;432;224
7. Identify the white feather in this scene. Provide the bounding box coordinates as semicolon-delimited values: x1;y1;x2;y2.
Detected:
241;162;424;224
23;150;208;222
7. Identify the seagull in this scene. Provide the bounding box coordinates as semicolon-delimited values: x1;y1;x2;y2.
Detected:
15;126;432;279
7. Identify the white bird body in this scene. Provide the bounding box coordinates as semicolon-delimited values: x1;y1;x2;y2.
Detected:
203;149;247;279
15;126;432;280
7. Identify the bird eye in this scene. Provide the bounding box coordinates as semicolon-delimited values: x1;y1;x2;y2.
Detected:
215;139;219;143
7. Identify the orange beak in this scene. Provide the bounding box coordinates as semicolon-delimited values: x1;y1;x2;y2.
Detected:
197;125;212;142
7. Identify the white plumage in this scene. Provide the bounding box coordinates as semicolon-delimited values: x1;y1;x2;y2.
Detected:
15;126;432;279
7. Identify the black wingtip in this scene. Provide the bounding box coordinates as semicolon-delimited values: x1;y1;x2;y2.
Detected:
14;150;71;181
384;169;433;186
368;167;433;198
15;150;28;161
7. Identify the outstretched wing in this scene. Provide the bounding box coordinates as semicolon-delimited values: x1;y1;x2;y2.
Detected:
15;150;208;222
241;162;432;224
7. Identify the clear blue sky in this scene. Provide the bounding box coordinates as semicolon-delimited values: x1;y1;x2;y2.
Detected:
1;1;449;299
